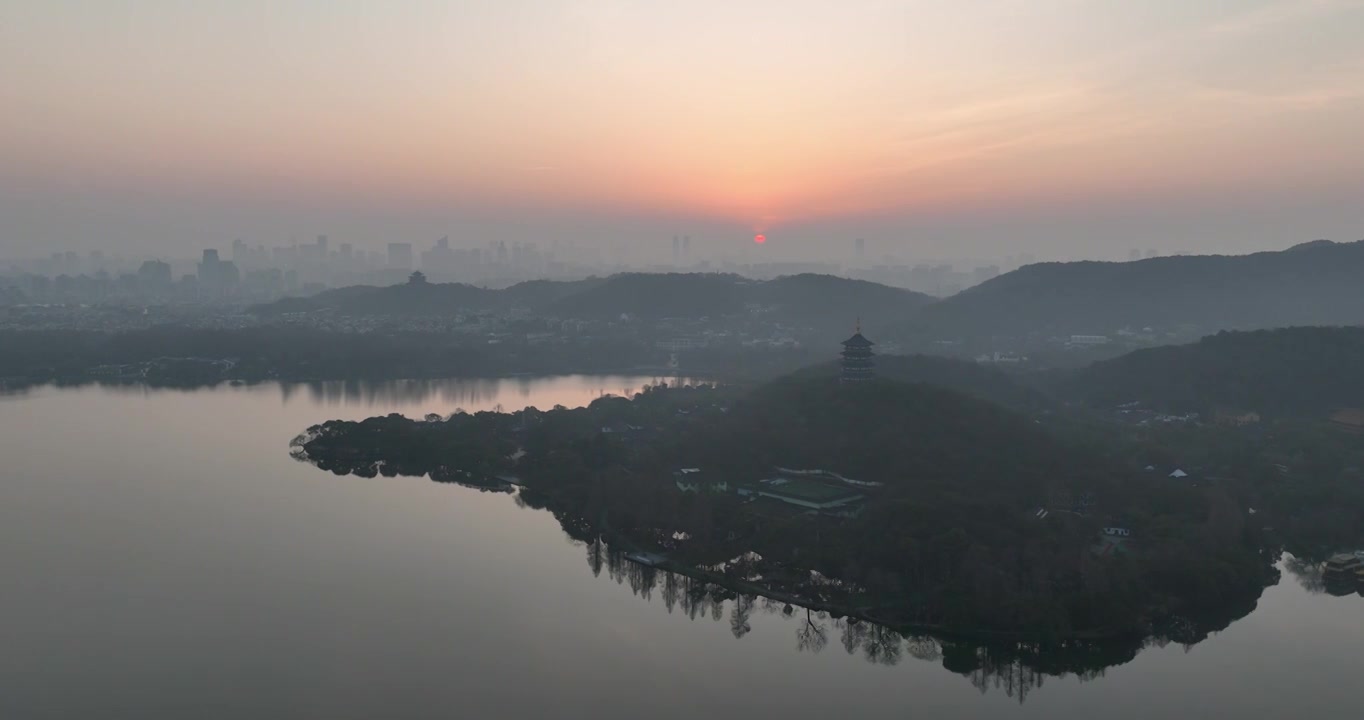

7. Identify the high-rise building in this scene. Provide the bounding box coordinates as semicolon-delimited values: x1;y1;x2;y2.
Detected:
198;248;239;295
137;260;172;292
387;243;414;270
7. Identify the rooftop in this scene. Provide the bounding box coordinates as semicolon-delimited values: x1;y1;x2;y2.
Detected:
753;477;862;504
841;332;875;348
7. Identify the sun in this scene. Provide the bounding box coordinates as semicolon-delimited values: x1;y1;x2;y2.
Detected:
754;234;766;244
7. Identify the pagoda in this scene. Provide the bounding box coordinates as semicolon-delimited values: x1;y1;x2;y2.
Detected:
840;321;875;383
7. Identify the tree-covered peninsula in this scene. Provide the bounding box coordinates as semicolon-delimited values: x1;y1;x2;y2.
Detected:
296;376;1282;641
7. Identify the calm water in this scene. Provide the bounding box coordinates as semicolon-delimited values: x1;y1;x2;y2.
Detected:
2;378;1360;719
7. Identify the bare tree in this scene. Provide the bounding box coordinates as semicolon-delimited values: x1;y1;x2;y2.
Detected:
795;609;828;654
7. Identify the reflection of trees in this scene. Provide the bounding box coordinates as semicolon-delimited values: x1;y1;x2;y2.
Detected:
661;571;680;614
730;595;754;639
832;618;904;665
577;550;1253;705
795;609;828;654
1283;555;1327;594
586;537;605;578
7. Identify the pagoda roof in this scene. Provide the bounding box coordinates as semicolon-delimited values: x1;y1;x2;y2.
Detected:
841;332;875;347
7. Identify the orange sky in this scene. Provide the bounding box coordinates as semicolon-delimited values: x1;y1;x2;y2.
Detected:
2;1;1363;256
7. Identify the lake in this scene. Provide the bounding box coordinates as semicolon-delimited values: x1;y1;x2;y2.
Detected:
2;378;1360;719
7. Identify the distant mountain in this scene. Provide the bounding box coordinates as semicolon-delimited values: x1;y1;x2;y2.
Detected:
1059;326;1364;416
547;273;752;319
912;240;1364;338
754;274;930;329
255;272;932;331
254;281;499;316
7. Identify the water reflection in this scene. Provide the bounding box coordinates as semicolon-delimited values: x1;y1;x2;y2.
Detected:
4;375;699;413
572;532;1259;704
281;376;695;410
1283;554;1364;598
293;424;1286;705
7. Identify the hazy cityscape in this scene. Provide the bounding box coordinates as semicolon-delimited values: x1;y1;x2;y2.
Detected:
0;233;1044;304
4;1;1364;719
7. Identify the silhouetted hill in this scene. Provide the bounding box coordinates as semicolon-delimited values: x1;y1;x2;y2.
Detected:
755;274;930;327
255;272;932;328
498;277;608;307
1060;326;1364;416
913;240;1364;338
253;281;498;316
792;353;1052;412
682;376;1077;495
549;273;751;318
553;272;931;326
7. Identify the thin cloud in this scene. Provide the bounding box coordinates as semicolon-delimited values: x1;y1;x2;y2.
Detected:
1210;0;1364;36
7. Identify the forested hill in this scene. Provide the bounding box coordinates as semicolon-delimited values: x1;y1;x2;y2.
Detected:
908;240;1364;338
256;281;502;315
793;353;1054;413
254;272;932;329
675;376;1082;497
1058;326;1364;416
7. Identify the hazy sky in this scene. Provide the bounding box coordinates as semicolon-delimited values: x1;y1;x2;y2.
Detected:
2;0;1363;260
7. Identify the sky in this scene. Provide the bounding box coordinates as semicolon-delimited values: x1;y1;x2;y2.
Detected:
2;0;1363;261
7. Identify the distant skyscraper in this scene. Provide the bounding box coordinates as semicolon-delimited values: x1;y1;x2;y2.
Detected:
137;260;172;291
198;248;239;294
682;235;691;257
387;242;413;270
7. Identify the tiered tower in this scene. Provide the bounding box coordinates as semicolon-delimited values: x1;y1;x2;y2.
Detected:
840;320;875;382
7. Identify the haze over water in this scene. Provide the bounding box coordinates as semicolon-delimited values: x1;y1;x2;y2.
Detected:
2;378;1360;719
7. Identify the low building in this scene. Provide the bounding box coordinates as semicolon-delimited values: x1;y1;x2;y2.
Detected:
1324;552;1363;579
673;468;727;493
1215;409;1261;427
738;477;863;511
1067;334;1111;347
773;467;883;488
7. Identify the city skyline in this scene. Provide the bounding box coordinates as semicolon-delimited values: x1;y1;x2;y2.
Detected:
3;1;1363;258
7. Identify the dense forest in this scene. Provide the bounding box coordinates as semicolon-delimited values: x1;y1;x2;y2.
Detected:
256;271;933;335
1058;326;1364;417
298;376;1282;641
